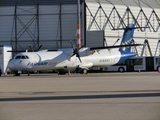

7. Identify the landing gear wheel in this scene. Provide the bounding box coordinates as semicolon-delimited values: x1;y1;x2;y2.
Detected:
14;73;20;76
58;71;66;75
80;69;88;74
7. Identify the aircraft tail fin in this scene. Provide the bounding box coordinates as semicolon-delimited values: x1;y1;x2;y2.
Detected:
119;23;135;52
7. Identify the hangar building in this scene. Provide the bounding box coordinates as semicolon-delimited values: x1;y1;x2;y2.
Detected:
0;0;160;56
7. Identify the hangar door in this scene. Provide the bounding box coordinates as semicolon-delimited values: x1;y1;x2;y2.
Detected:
0;4;79;52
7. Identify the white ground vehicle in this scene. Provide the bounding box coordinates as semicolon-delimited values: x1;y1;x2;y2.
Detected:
104;56;160;72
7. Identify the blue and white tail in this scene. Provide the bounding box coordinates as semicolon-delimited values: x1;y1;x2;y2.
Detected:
119;23;135;52
118;24;136;63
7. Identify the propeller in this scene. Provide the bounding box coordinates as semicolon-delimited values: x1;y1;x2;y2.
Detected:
70;40;82;63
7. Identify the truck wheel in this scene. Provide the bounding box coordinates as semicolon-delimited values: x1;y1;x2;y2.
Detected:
118;67;124;72
0;69;2;76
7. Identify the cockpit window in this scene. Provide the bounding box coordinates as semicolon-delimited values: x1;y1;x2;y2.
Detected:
15;55;29;59
25;55;29;59
15;56;21;59
22;56;25;59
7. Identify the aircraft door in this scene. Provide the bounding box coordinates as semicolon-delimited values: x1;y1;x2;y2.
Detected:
34;54;40;63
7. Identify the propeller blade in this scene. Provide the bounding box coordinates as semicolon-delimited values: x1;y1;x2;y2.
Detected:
71;53;76;57
76;54;82;63
70;40;82;63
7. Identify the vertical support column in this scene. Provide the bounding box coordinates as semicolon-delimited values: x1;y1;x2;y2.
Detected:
127;7;130;25
60;4;62;48
14;5;18;52
37;4;40;48
82;1;86;47
77;0;81;48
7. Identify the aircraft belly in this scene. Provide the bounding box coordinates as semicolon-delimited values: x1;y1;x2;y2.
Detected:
54;60;79;72
31;66;52;71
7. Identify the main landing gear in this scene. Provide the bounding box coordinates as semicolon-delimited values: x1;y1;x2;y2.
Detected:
14;72;20;76
80;69;88;74
13;71;30;76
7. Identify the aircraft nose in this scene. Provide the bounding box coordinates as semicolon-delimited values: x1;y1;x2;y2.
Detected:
8;59;16;70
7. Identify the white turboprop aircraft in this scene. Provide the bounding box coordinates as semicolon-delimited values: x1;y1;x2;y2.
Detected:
7;23;140;76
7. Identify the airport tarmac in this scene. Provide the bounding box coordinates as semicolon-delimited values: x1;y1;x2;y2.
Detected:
0;72;160;120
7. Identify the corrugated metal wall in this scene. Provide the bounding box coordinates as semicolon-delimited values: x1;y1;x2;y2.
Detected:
1;0;160;57
0;0;83;52
0;0;80;6
0;6;14;45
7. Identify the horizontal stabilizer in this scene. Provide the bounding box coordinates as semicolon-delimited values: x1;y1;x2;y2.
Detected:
113;27;149;30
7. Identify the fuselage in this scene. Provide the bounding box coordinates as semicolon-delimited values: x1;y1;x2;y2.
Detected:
8;48;136;72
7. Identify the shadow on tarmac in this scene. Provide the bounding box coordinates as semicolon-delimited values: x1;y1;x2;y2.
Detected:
0;92;160;102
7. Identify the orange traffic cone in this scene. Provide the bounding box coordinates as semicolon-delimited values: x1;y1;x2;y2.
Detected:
138;68;141;73
158;67;160;73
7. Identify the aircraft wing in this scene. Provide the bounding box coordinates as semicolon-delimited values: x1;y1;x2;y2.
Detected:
89;44;142;50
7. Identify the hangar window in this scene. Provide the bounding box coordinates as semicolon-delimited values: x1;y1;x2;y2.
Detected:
134;58;143;65
156;58;160;65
